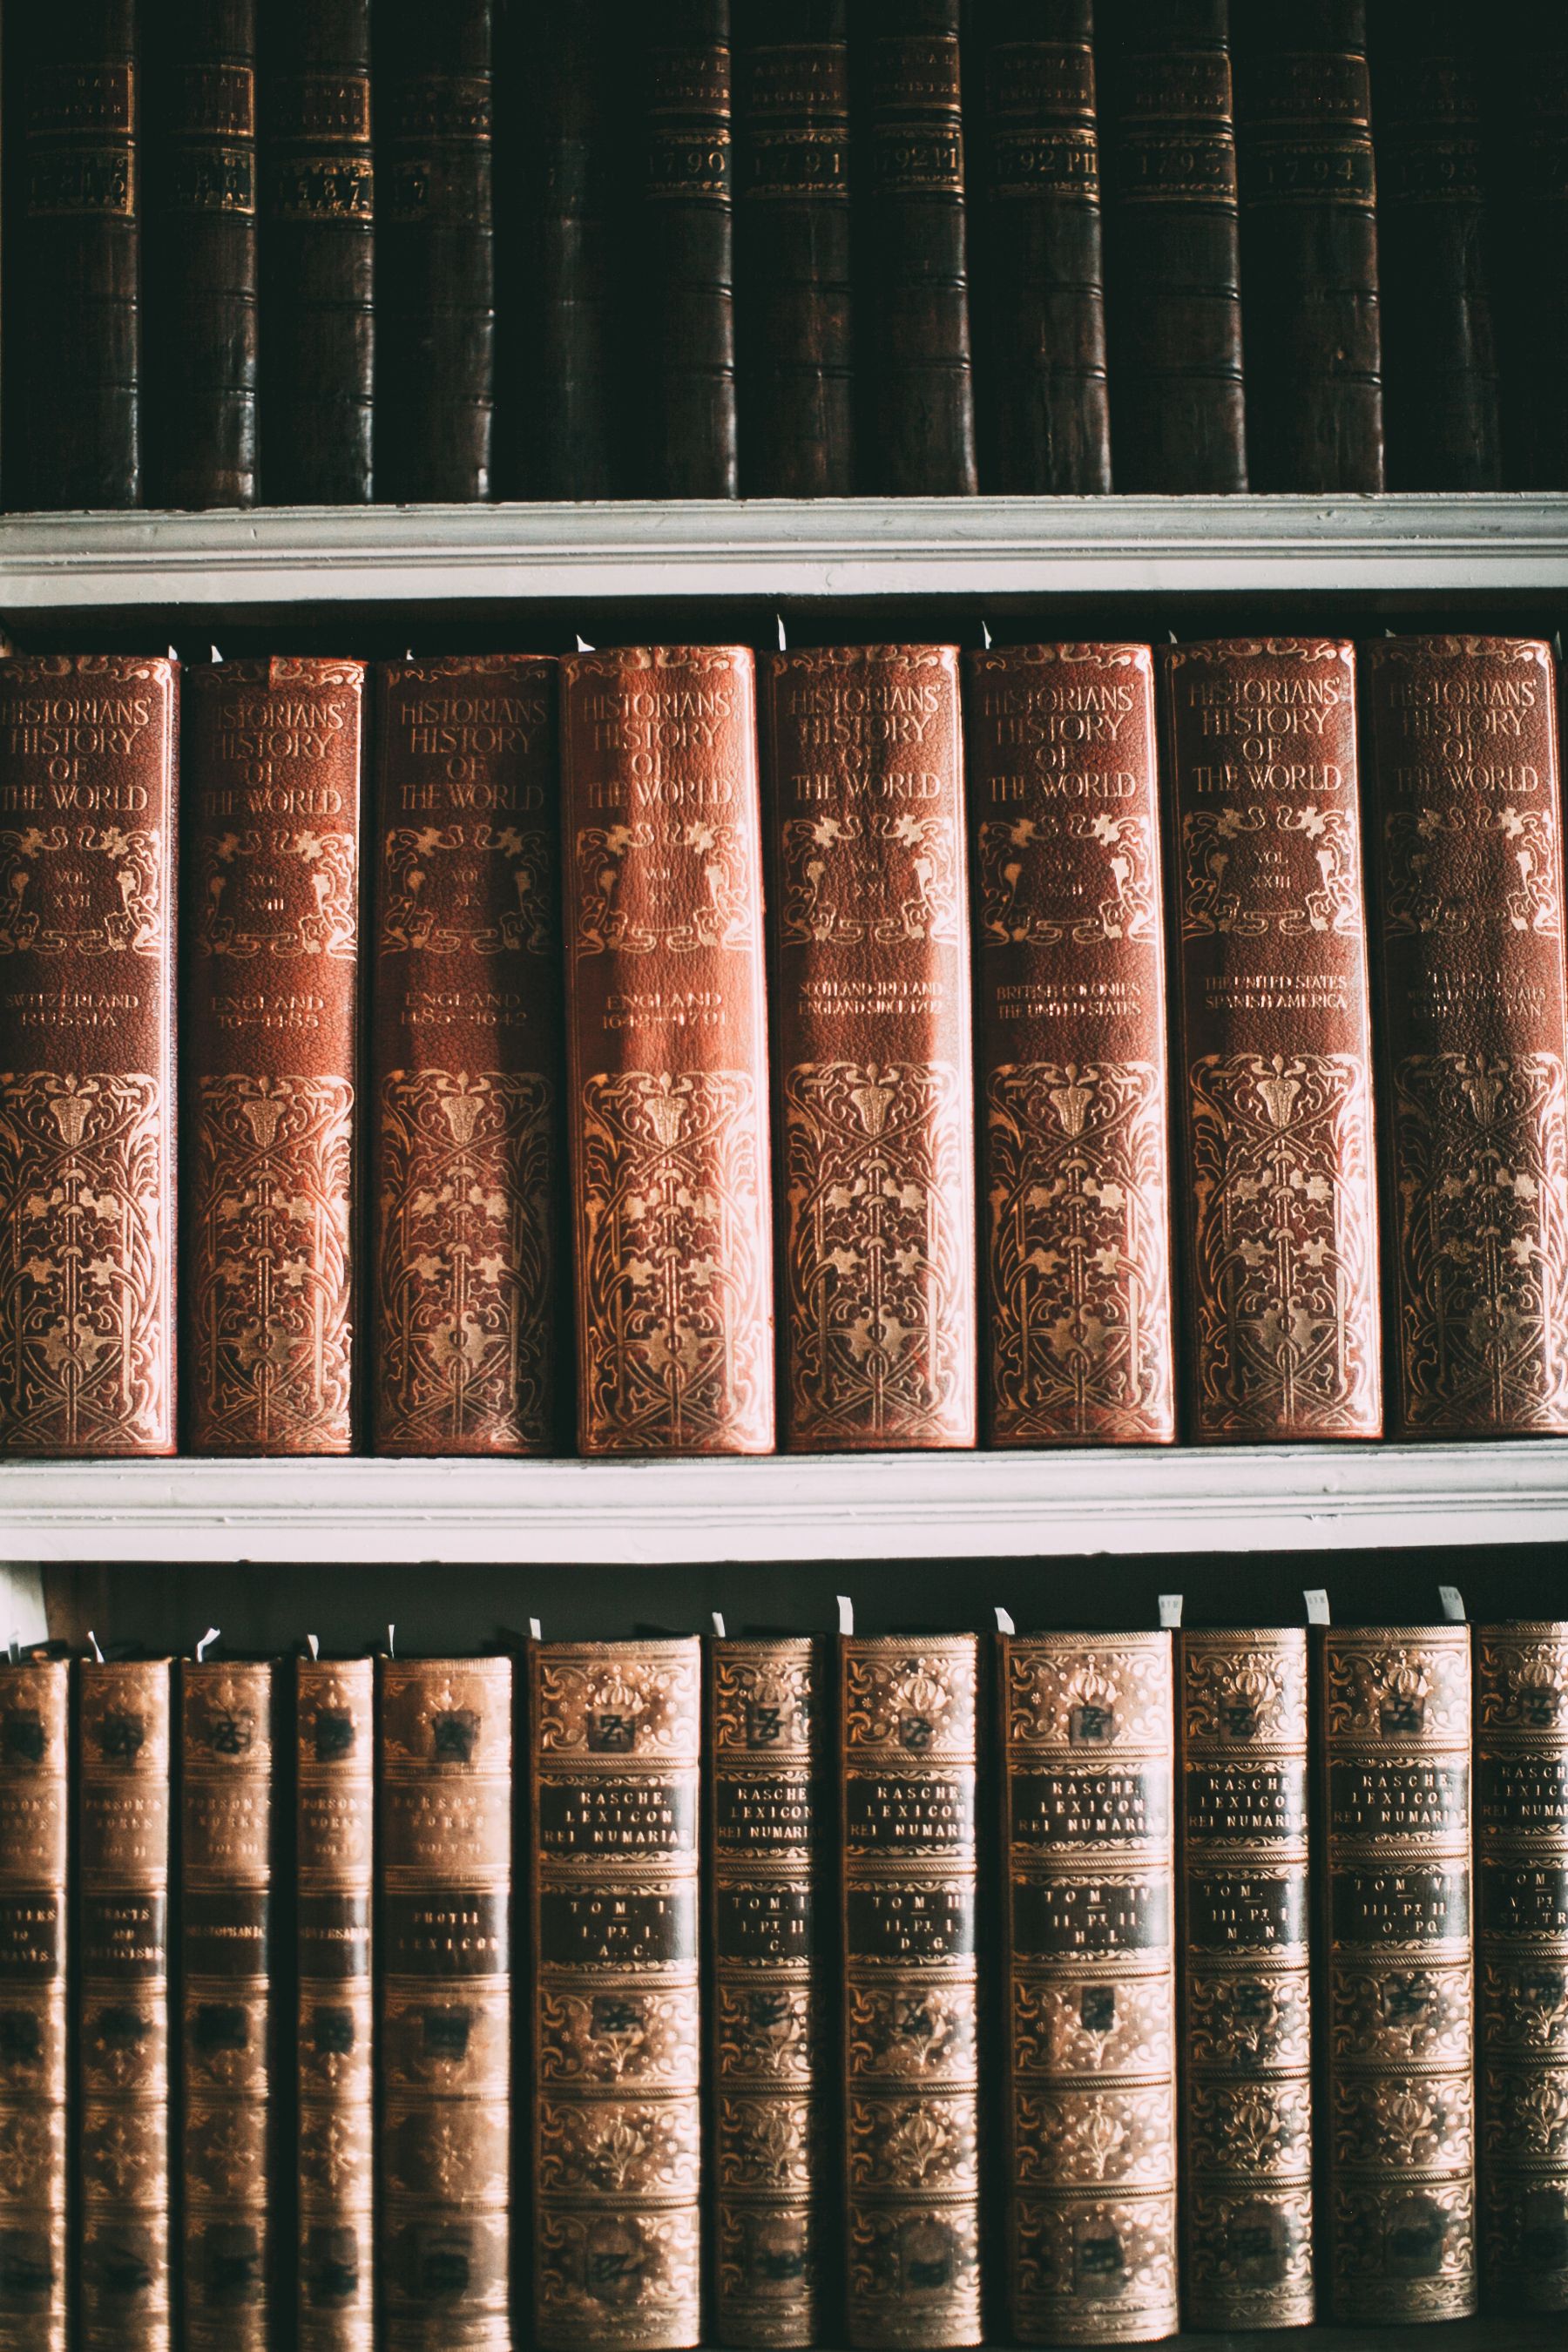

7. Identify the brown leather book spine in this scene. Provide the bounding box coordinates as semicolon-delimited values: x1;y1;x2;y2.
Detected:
295;1657;374;2351
0;1659;69;2352
1235;1;1383;491
148;0;258;506
733;1;854;497
375;0;494;501
530;1640;702;2352
1161;639;1382;1441
79;1658;172;2352
370;657;563;1456
855;0;977;496
639;1;738;497
1100;0;1247;494
708;1638;823;2349
0;654;177;1456
1475;1622;1568;2310
1364;637;1568;1436
561;646;774;1456
260;0;374;504
841;1634;980;2349
761;645;975;1450
379;1655;511;2352
965;644;1174;1445
182;658;364;1454
180;1659;277;2352
1179;1629;1313;2329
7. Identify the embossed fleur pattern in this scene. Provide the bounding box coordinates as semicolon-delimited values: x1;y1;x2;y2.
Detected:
1330;2180;1475;2311
1186;1970;1312;2074
1324;1638;1472;1746
1477;1633;1568;1733
843;1648;976;1756
575;818;756;956
1382;799;1562;937
847;2204;981;2342
1004;1637;1172;1752
977;808;1157;948
710;1652;814;1755
193;826;356;959
1011;2193;1176;2333
535;2205;700;2339
537;2097;700;2198
716;1982;815;2084
533;1651;700;1759
0;823;162;955
779;808;963;947
1012;1972;1174;2079
1180;801;1362;937
1189;2078;1313;2176
1327;1965;1474;2067
1182;1640;1304;1749
380;821;553;956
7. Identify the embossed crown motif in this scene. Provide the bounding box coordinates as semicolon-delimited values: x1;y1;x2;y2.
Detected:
203;1677;255;1757
1507;1651;1565;1726
1219;1659;1281;1738
889;1664;950;1741
1046;1065;1094;1138
1066;1664;1119;1743
1367;1654;1430;1734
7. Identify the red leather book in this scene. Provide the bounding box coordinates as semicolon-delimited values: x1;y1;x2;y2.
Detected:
639;1;739;497
0;1657;70;2352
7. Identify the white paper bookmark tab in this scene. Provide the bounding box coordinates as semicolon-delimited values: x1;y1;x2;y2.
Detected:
711;1612;727;1639
994;1606;1015;1635
1158;1594;1184;1628
836;1595;855;1637
87;1629;105;1664
528;1617;543;1643
1439;1585;1467;1622
195;1626;220;1663
307;1633;320;1660
1303;1589;1331;1625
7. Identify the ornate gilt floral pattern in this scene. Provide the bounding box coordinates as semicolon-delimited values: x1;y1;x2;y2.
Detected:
533;1649;700;1759
1005;1637;1172;1752
845;2204;981;2346
193;827;356;959
1182;1639;1304;1749
575;818;756;956
534;2205;701;2344
1011;2193;1177;2338
843;1646;976;1757
780;808;962;947
1382;799;1562;937
977;808;1157;949
537;2097;701;2198
537;1989;700;2088
0;823;162;955
1324;1638;1472;1747
1012;1971;1173;2080
1181;801;1361;937
380;820;552;956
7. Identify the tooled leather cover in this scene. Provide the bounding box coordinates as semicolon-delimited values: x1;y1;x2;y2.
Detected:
295;1658;374;2352
79;1659;172;2352
1235;1;1384;492
856;0;977;497
975;1;1111;495
183;659;363;1455
840;1635;980;2349
1161;639;1382;1442
1179;1629;1313;2329
180;1659;277;2352
0;1659;69;2352
0;655;176;1456
734;1;853;497
530;1640;702;2351
1492;5;1568;490
708;1639;823;2349
1475;1623;1568;2310
639;2;738;497
1320;1626;1477;2323
966;644;1174;1445
261;0;374;504
561;646;773;1456
1101;0;1247;494
1364;637;1568;1436
370;657;562;1456
761;645;975;1450
379;1655;511;2352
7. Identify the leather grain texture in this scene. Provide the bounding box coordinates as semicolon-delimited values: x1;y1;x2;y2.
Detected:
1491;2;1568;487
0;1658;70;2352
639;0;739;497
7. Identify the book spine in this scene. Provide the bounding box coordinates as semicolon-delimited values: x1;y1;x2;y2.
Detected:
0;654;177;1456
15;0;141;507
560;646;774;1455
78;1658;172;2351
180;1659;277;2352
378;1655;512;2352
965;643;1174;1444
840;1634;980;2349
1235;0;1384;491
1364;636;1568;1436
1491;6;1568;489
640;0;739;496
1100;0;1247;493
1475;1622;1568;2311
375;0;494;501
1179;1628;1313;2328
149;0;258;506
182;658;364;1454
1320;1625;1477;2322
295;1657;375;2351
708;1638;823;2349
733;0;853;497
761;645;975;1450
370;657;563;1456
0;1659;69;2352
856;0;977;495
976;0;1111;494
530;1639;703;2351
260;0;374;504
1161;638;1382;1440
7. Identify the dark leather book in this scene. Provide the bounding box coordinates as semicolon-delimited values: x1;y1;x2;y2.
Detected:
965;645;1175;1445
1491;5;1568;488
0;655;177;1456
733;1;854;497
79;1658;173;2352
147;0;258;507
379;1655;512;2352
855;0;977;496
638;1;739;497
560;647;774;1456
1234;1;1384;491
375;0;495;501
0;1657;69;2352
974;1;1110;494
260;0;374;504
12;0;141;507
1160;639;1382;1442
1319;1625;1477;2323
182;659;364;1454
370;657;563;1456
1099;0;1247;493
1363;637;1568;1436
760;646;976;1450
1179;1629;1314;2328
1371;3;1501;490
